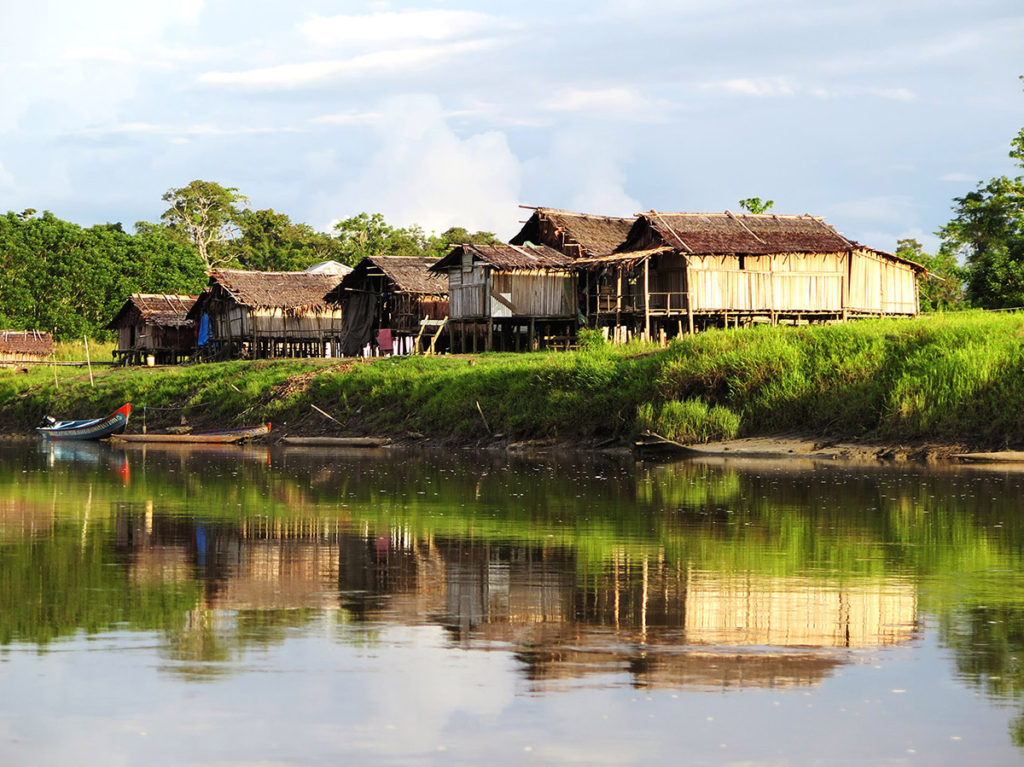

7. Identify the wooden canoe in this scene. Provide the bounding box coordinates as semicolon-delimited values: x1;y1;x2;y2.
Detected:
280;436;391;447
112;423;271;444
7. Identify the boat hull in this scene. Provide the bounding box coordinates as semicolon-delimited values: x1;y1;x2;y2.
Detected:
37;404;132;441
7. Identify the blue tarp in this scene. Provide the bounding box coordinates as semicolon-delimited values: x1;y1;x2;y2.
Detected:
197;313;210;346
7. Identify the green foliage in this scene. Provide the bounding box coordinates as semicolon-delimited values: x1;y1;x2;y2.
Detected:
896;238;964;311
738;197;774;214
331;213;499;265
234;208;344;271
636;399;741;443
940;83;1024;308
160;179;249;270
0;211;205;340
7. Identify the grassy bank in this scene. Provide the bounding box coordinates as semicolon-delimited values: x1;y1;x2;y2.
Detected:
2;311;1023;447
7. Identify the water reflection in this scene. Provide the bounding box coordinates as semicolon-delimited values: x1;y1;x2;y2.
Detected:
2;442;1024;754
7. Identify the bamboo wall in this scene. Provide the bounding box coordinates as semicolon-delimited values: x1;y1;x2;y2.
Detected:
449;266;576;320
605;249;920;319
211;306;344;340
847;250;919;315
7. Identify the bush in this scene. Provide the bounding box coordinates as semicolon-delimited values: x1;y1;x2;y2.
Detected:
637;399;741;444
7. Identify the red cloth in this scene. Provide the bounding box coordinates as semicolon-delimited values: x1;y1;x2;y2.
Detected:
376;328;393;353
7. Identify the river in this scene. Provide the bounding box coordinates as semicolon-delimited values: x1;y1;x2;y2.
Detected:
0;441;1022;765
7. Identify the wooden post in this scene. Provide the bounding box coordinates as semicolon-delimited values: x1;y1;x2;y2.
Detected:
643;258;651;341
529;317;535;351
684;264;695;334
615;269;622;328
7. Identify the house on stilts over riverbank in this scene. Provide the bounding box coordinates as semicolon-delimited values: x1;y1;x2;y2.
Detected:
430;244;578;352
105;294;197;365
325;255;449;357
576;211;926;342
187;268;346;360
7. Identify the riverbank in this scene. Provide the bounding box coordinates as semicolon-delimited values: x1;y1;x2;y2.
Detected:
2;311;1023;456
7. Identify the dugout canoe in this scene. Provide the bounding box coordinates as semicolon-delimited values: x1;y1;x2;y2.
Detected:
112;423;271;444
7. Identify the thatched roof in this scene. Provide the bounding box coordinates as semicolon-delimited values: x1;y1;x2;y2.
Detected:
0;330;53;356
328;256;447;302
432;244;573;272
105;294;197;330
620;211;859;255
510;207;634;258
194;269;344;313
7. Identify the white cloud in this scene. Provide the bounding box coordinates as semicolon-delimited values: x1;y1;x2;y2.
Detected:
940;172;975;183
524;131;642;218
299;10;516;46
199;41;495;89
705;77;799;97
328;95;521;236
542;88;671;121
63;46;134;63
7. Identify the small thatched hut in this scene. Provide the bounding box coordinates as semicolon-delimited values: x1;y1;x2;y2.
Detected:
578;211;926;341
105;294;197;365
187;268;345;360
325;256;449;357
0;330;53;364
430;244;576;352
510;207;635;259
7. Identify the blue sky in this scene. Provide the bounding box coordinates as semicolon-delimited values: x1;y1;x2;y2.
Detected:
1;0;1022;252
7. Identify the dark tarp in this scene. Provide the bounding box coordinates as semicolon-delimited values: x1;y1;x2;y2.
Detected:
340;292;376;356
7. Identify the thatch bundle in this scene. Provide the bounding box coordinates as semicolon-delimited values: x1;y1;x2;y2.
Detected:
511;207;635;258
105;294;197;330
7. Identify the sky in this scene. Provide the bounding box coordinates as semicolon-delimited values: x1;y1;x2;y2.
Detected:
0;0;1022;253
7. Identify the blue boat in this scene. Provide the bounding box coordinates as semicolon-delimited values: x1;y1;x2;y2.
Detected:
37;403;132;441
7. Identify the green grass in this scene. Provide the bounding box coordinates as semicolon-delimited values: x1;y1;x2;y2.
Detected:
2;311;1023;446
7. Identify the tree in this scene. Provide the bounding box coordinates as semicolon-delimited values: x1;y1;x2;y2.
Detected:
160;180;248;271
235;209;344;271
940;78;1024;308
331;213;431;265
738;197;774;214
895;239;964;311
426;226;500;257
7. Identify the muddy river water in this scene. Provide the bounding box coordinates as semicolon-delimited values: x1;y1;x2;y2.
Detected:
1;441;1023;765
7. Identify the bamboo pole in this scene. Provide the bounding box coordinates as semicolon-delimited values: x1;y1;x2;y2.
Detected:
84;335;94;387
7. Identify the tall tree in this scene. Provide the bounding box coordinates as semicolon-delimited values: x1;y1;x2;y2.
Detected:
332;213;431;264
160;180;248;271
235;209;343;271
940;79;1024;308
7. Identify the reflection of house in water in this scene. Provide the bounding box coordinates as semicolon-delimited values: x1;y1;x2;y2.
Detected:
113;509;919;690
0;499;54;540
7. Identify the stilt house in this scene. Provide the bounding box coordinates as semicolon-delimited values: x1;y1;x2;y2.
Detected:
510;207;635;259
325;255;449;357
105;294;197;365
187;268;345;360
430;244;576;352
578;211;926;341
0;330;53;364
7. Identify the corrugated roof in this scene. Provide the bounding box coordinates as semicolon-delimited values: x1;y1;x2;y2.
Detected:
331;256;448;300
511;207;635;257
105;294;197;329
205;269;344;310
622;212;857;255
0;330;53;356
433;244;573;272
